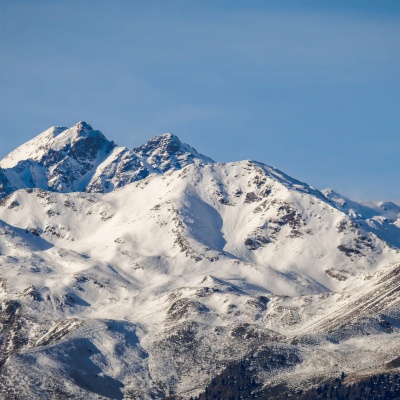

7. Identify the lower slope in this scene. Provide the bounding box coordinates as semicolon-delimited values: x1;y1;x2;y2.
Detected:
0;162;398;398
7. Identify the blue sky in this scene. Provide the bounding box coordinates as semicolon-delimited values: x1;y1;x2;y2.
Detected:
1;1;399;201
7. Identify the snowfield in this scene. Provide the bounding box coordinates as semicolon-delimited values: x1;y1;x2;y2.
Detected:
0;122;399;399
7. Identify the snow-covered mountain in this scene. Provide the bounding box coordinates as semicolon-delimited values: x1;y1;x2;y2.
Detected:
0;122;399;399
0;121;213;196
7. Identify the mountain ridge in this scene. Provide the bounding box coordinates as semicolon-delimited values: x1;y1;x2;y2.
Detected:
0;122;213;196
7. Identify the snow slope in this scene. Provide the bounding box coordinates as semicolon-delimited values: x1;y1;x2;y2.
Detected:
0;123;398;398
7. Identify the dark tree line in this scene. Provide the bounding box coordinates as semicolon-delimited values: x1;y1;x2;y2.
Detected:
294;373;400;400
174;369;400;400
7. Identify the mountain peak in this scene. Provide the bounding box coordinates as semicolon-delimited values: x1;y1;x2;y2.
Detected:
153;132;183;152
0;122;104;170
60;121;107;143
0;122;117;193
132;132;214;173
85;131;214;193
75;121;93;131
135;132;186;154
154;132;175;139
0;125;68;169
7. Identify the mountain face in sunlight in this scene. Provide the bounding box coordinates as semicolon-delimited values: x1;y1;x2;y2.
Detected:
0;123;399;399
